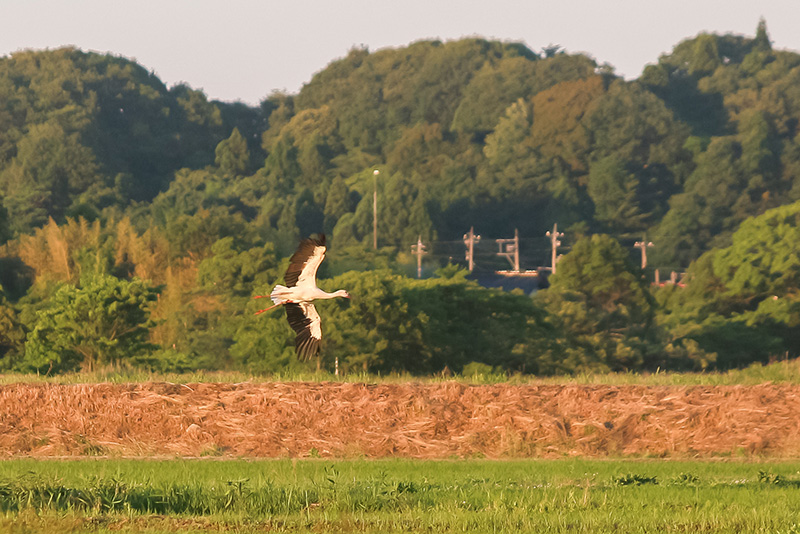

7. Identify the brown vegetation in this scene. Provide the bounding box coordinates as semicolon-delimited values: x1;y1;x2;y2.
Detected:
1;382;799;458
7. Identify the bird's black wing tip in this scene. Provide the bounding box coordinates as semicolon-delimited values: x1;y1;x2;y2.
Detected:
296;336;320;361
285;303;311;333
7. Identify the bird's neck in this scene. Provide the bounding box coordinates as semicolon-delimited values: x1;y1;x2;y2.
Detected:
318;288;347;299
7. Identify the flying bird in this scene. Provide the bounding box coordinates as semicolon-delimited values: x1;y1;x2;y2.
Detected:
254;234;350;359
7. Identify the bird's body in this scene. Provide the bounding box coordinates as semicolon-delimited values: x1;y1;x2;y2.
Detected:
269;284;349;305
254;234;349;360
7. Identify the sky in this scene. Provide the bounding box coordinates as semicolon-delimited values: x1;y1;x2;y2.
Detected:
2;0;799;106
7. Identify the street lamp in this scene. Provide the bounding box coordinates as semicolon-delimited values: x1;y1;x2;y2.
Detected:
373;169;379;249
634;240;654;269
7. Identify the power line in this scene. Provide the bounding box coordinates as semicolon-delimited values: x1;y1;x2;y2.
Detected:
495;229;521;272
462;227;480;272
545;224;564;275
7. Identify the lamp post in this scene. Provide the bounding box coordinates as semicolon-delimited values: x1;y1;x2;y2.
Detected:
373;169;379;249
634;240;654;269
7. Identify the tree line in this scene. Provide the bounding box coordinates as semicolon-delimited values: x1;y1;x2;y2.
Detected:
0;20;799;375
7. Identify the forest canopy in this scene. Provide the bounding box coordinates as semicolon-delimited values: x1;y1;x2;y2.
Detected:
1;21;799;375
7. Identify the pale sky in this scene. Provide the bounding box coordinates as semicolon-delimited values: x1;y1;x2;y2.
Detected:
2;1;798;106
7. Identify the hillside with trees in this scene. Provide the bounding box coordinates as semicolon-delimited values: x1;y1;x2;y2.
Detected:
1;20;799;376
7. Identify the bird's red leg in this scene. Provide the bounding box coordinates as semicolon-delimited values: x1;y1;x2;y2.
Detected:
253;295;292;315
254;302;282;315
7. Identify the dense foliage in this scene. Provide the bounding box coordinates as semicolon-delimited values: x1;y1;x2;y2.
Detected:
1;21;799;375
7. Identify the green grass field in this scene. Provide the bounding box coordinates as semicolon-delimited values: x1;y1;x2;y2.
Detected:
3;357;800;387
2;458;800;533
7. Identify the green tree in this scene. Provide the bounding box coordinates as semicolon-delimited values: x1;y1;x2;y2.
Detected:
712;201;800;302
323;176;353;234
737;109;779;182
658;201;800;368
537;234;657;372
162;207;255;260
262;135;301;194
688;34;721;75
0;193;12;245
587;156;645;232
229;309;297;373
753;18;772;52
377;173;435;247
294;189;324;240
149;168;230;225
197;238;279;298
321;270;419;372
307;268;554;375
400;272;552;374
653;136;750;266
0;121;100;232
214;127;250;176
451;57;540;135
584;80;690;225
20;275;157;373
451;54;596;136
0;295;25;369
187;238;282;371
478;77;607;236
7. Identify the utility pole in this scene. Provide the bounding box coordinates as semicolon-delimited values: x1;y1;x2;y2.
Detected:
372;169;379;249
463;226;480;272
496;228;520;272
546;223;563;274
634;239;654;269
411;235;426;278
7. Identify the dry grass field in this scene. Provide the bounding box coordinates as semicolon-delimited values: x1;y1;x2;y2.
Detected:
2;381;799;459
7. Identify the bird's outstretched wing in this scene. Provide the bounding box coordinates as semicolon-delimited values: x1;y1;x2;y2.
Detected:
284;234;326;288
285;302;322;360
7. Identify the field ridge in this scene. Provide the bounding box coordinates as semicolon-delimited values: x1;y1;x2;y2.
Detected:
2;381;799;458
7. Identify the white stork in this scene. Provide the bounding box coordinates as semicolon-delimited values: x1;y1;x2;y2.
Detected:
254;234;350;359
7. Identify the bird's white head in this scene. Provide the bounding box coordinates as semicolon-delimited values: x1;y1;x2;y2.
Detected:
336;290;351;299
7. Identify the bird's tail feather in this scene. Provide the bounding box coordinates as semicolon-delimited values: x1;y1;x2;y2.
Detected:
270;285;290;305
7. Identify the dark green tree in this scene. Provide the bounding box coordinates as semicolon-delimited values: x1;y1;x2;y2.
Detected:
323;176;353;234
537;234;657;372
653;136;749;266
20;275;156;373
452;54;597;136
587;156;645;232
0;294;25;368
229;310;297;373
754;18;772;52
0;121;100;232
215;127;250;176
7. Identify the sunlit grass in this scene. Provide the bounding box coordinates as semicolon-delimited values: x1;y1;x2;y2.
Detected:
2;358;800;386
1;458;800;533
